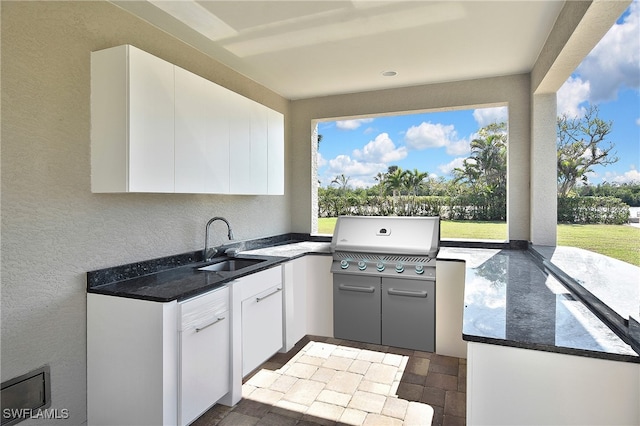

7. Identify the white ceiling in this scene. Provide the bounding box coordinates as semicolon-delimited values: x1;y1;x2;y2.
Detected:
113;0;566;100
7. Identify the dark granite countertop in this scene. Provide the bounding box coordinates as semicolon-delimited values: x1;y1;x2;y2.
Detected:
86;234;332;302
87;254;288;302
87;233;639;363
439;247;639;363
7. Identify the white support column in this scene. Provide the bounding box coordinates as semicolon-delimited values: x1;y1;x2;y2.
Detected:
530;93;557;246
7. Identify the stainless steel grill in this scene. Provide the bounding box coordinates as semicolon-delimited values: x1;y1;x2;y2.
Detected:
330;216;440;280
329;216;440;352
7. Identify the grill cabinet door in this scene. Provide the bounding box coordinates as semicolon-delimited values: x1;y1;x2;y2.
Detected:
333;274;381;345
382;278;435;352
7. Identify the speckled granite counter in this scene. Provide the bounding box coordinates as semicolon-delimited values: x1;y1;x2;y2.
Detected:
531;245;639;322
87;236;331;302
439;247;639;362
87;235;639;362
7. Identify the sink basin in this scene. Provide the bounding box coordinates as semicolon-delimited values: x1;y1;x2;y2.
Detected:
198;258;266;272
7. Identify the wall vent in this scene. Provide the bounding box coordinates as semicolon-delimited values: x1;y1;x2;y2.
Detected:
1;366;51;426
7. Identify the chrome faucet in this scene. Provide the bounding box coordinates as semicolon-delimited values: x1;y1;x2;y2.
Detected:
204;217;234;262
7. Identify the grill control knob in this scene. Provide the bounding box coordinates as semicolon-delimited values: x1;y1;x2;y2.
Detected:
340;259;349;269
376;261;385;272
358;260;367;271
415;264;425;275
395;263;404;273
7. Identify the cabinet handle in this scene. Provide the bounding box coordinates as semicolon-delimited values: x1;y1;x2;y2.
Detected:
195;316;225;332
387;288;428;298
256;287;282;303
339;284;375;293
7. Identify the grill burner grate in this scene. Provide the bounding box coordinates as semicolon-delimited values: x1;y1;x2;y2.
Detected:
334;251;433;264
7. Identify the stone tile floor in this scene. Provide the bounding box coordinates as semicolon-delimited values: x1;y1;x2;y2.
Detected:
193;336;466;426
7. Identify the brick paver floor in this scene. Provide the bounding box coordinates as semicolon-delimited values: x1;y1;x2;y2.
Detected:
193;336;466;426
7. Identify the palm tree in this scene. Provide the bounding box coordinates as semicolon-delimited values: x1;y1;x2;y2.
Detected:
404;168;428;196
385;168;406;211
454;122;507;193
331;174;350;192
374;172;386;197
403;169;429;214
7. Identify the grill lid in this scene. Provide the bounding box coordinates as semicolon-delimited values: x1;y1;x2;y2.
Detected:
330;216;440;257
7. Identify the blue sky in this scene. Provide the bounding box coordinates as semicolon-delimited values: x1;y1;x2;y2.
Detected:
317;2;639;189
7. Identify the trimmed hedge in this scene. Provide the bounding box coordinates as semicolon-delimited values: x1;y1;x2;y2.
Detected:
557;196;630;225
319;193;630;224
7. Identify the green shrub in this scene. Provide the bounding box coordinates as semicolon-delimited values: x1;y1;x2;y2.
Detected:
557;196;629;225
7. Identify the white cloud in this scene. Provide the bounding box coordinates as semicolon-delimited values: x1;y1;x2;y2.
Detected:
557;76;590;117
446;139;471;156
325;154;387;186
603;166;640;184
352;133;408;163
317;152;327;167
404;121;472;156
576;1;640;103
335;118;374;130
473;107;508;127
405;122;450;149
345;177;375;189
438;157;466;175
636;117;640;126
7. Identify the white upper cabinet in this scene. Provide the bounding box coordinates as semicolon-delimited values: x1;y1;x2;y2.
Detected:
174;66;208;193
91;45;283;194
174;66;231;194
203;81;232;194
250;103;269;194
91;45;175;193
229;93;253;194
229;100;284;195
268;109;285;195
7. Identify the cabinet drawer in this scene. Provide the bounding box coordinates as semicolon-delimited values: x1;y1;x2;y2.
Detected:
239;266;282;301
179;286;229;331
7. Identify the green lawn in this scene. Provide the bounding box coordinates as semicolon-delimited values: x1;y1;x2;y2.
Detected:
317;218;640;267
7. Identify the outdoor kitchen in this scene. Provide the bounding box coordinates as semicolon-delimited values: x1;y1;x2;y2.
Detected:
2;1;638;426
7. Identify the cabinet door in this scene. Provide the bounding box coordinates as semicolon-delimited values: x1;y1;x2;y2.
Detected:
128;46;175;192
203;83;232;194
250;103;269;194
333;274;381;344
179;288;230;425
174;66;207;193
267;109;285;195
382;277;435;352
305;255;333;337
283;257;308;351
228;95;252;194
242;284;283;376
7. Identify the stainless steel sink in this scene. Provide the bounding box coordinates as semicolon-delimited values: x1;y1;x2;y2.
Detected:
197;258;266;272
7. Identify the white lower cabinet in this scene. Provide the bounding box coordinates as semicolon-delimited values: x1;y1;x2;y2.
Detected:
238;266;284;376
178;287;230;426
304;255;333;337
467;342;640;425
87;294;179;426
282;257;308;351
281;255;333;352
435;259;467;358
87;285;232;426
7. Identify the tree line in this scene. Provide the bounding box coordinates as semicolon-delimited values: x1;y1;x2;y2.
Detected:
319;106;637;224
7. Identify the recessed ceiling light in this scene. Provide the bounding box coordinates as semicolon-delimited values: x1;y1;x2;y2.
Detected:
382;71;397;77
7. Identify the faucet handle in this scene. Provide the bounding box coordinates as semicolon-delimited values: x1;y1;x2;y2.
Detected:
205;248;218;261
224;248;239;257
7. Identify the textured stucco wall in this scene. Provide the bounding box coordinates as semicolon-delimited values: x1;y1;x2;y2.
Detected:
531;94;558;246
1;2;289;423
290;74;531;240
